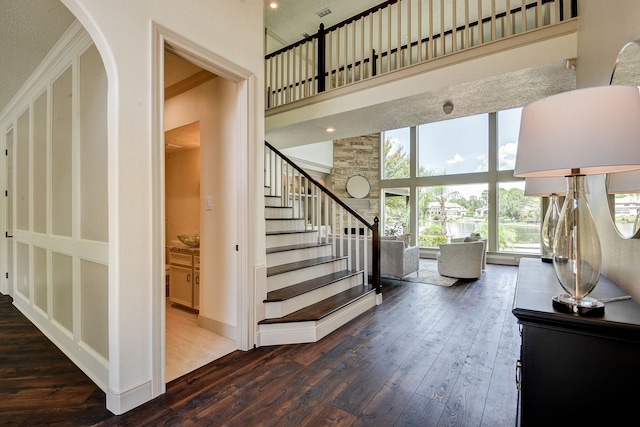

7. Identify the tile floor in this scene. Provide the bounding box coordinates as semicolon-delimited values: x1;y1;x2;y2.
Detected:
165;299;237;382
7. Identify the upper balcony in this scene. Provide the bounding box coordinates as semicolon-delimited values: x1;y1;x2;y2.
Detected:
265;0;579;148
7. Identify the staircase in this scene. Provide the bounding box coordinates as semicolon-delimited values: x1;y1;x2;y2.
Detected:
257;142;381;346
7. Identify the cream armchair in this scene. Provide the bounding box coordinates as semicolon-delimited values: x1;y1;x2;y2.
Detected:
436;240;486;279
450;236;487;269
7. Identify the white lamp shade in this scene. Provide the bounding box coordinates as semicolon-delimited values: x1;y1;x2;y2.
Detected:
524;177;567;196
514;85;640;177
607;169;640;194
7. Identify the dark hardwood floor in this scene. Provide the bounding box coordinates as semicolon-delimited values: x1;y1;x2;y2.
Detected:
1;260;520;426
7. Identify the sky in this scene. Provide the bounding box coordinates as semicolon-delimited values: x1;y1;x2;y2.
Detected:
384;107;524;176
383;107;525;199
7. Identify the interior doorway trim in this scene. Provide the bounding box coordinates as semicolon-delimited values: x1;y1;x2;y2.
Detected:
151;23;256;397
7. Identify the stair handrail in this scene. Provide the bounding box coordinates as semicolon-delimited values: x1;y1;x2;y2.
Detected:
265;142;370;226
265;141;381;294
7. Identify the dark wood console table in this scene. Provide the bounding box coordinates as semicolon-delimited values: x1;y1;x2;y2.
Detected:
513;258;640;426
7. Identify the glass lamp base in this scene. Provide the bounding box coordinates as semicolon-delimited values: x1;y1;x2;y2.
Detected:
552;294;605;316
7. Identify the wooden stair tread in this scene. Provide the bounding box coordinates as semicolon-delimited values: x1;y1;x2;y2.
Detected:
267;255;346;277
264;270;362;302
266;230;316;236
266;242;332;255
259;285;374;324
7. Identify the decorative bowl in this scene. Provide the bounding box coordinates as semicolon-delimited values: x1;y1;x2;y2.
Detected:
177;234;200;247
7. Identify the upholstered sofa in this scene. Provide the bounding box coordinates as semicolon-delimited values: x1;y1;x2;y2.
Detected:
436;239;486;279
341;235;420;279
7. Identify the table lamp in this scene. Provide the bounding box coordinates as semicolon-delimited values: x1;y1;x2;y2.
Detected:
515;85;640;315
524;177;567;263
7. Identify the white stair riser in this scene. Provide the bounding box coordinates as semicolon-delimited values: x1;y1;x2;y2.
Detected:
267;258;348;291
265;196;285;207
290;203;310;219
266;232;318;248
265;274;363;318
265;207;294;219
257;292;378;346
266;219;307;233
267;245;333;268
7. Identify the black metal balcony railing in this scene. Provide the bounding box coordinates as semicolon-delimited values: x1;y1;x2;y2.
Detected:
265;0;578;109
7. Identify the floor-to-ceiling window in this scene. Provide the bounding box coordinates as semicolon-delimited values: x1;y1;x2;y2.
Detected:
381;127;412;236
380;107;542;259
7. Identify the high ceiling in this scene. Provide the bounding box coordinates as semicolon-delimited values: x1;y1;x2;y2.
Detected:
0;1;576;149
0;0;382;115
265;0;383;55
0;0;76;115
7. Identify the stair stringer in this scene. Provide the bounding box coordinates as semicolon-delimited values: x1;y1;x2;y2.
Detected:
261;152;381;347
264;272;364;318
257;291;379;346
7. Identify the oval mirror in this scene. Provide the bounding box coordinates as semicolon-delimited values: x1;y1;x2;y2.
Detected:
606;170;640;238
346;175;370;199
608;40;640;238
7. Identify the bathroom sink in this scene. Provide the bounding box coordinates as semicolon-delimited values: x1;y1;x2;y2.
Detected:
177;234;200;247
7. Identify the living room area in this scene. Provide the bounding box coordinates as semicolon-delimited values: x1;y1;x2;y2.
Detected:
266;0;580;274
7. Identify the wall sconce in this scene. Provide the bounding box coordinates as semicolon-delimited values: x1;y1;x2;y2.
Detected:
515;85;640;315
443;101;453;115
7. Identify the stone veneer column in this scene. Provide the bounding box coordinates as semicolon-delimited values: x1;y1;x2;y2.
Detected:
331;133;381;223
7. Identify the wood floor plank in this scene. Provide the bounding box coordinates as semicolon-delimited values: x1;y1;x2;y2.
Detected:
480;355;519;427
352;345;442;427
437;362;492;427
301;404;357;426
0;260;521;426
395;393;446;426
331;326;424;415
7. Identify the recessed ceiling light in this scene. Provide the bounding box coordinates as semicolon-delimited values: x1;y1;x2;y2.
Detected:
269;1;278;9
326;127;335;133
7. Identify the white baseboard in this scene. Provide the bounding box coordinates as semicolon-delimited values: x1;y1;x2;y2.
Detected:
106;380;153;415
13;296;109;392
197;313;237;342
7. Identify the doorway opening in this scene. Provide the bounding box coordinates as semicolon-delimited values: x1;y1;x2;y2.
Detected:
163;49;237;382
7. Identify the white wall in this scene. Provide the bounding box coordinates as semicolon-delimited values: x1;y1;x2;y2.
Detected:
0;25;110;396
165;147;201;244
281;140;334;174
57;0;264;415
577;0;640;299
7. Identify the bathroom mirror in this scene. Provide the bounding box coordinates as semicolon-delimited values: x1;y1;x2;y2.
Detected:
608;40;640;238
346;175;370;199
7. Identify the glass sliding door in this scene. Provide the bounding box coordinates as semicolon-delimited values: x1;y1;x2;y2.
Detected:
418;184;488;247
383;187;410;236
